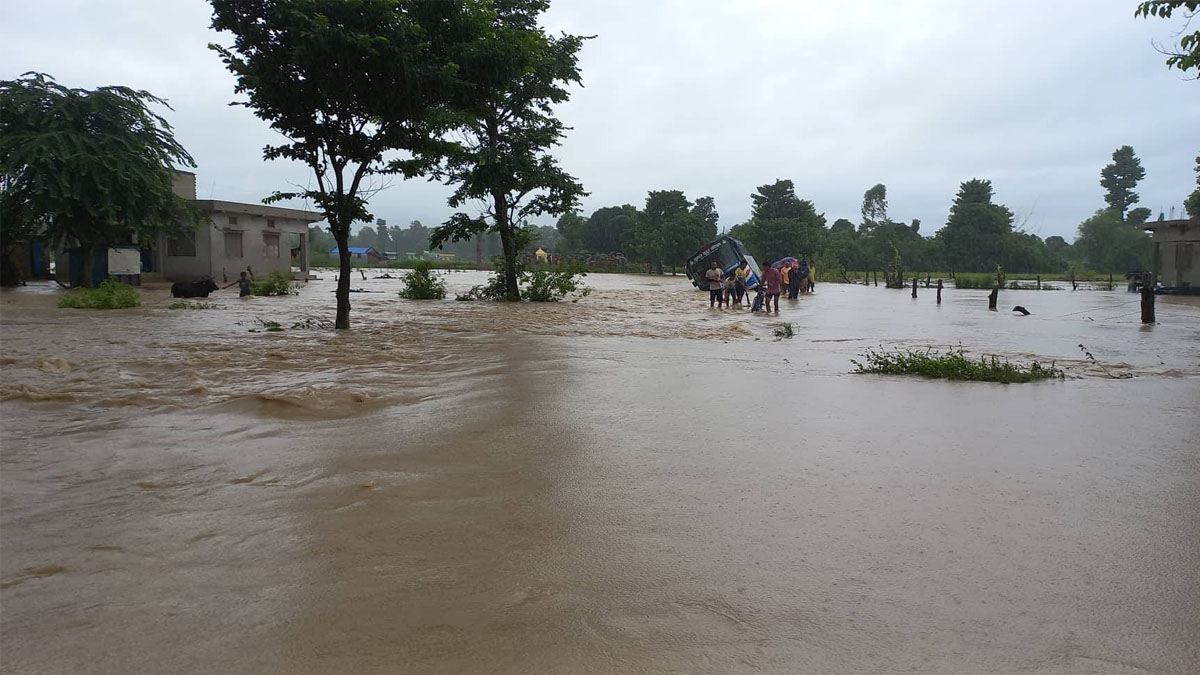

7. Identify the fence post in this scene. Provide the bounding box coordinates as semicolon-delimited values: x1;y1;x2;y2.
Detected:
911;277;918;298
936;279;943;304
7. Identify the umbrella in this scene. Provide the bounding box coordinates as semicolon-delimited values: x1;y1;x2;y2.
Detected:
770;257;798;269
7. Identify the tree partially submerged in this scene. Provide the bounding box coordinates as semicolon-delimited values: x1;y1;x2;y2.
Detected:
209;0;482;327
0;72;199;286
429;0;587;301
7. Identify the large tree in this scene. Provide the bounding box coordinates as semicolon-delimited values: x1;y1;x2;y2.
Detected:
429;0;587;301
636;190;706;273
1135;1;1200;77
209;0;481;328
1100;145;1146;220
733;179;826;265
935;178;1014;272
860;183;889;231
0;73;200;286
1075;209;1153;272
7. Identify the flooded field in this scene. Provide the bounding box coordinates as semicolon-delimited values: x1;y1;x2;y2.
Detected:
2;272;1199;674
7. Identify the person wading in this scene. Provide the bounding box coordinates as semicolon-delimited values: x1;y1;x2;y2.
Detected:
705;261;725;308
761;264;782;313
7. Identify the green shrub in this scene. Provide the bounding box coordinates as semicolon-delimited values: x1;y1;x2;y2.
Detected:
249;271;298;296
524;263;590;302
398;260;447;299
774;322;794;339
457;262;590;302
851;346;1063;383
57;278;140;309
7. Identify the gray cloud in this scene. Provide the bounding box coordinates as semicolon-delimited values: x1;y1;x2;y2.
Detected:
4;0;1197;240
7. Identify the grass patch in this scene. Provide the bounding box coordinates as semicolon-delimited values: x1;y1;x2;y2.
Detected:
168;301;221;310
57;279;140;309
249;271;298;296
953;273;997;289
851;346;1063;383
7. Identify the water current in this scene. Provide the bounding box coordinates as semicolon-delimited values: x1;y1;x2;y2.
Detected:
2;272;1198;673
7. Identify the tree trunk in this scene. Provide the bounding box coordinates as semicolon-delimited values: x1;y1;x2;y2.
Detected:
988;287;999;310
498;225;520;301
334;228;352;329
81;246;96;288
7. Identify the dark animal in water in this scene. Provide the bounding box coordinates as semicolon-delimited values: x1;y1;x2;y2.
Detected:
171;279;219;298
1012;305;1030;315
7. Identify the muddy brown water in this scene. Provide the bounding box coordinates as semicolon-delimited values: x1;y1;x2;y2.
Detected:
2;272;1198;674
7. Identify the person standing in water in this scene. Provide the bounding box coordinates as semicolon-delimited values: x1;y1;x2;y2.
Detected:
807;261;816;293
705;261;724;308
733;260;750;306
788;262;802;299
795;260;809;296
224;266;254;297
760;264;782;313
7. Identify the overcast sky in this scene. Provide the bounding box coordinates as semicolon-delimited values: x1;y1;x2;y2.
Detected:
4;0;1197;241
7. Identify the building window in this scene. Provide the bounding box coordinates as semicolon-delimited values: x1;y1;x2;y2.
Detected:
167;231;197;257
228;215;239;226
263;232;280;258
267;219;275;228
224;231;243;258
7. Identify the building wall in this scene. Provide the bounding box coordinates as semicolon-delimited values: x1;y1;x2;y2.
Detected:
1151;221;1199;288
160;212;307;282
208;211;306;283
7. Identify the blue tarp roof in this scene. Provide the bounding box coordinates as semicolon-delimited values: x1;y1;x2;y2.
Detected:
330;247;376;255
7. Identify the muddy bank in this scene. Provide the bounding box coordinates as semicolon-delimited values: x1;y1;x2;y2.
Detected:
2;275;1199;673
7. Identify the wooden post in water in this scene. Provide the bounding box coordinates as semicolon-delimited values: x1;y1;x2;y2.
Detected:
1140;283;1155;324
1109;273;1114;290
911;277;918;298
988;287;999;310
873;271;878;287
936;279;943;304
1037;275;1041;290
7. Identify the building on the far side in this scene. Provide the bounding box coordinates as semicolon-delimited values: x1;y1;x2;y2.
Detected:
1144;218;1199;293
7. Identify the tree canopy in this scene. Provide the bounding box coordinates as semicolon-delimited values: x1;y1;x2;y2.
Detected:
209;0;484;327
428;0;587;300
936;179;1014;272
0;72;200;285
1100;145;1146;220
1135;1;1200;77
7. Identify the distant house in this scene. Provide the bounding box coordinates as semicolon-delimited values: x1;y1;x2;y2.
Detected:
1144;219;1199;292
330;247;385;265
433;252;456;262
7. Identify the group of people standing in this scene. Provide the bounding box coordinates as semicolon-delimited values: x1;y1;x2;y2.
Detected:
704;259;815;313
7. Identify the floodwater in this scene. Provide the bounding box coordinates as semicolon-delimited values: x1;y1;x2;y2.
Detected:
2;271;1198;674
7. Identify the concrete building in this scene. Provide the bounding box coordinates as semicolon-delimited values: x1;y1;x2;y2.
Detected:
149;172;324;283
1144;218;1199;292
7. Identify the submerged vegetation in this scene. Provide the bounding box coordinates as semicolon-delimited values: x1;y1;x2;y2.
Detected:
458;262;590;302
398;261;446;300
168;301;220;309
57;279;140;309
852;346;1064;383
774;322;795;339
249;271;298;297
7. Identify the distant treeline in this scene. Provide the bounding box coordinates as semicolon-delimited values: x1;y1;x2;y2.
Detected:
311;145;1196;276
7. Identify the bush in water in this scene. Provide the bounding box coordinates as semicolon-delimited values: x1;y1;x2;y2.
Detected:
457;262;590;302
57;278;140;309
851;346;1063;383
250;271;298;296
524;263;591;302
398;261;446;300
